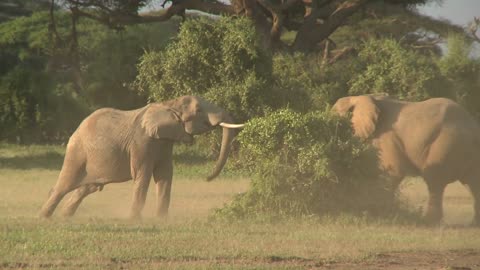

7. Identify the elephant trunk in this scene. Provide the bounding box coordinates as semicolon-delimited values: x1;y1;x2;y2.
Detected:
206;115;238;181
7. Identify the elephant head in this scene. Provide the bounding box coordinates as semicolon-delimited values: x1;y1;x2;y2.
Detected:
143;96;244;181
141;103;195;144
332;95;380;139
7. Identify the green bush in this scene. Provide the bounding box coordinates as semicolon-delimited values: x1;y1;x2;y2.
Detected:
0;66;88;143
270;53;320;112
0;11;178;142
349;38;450;101
134;16;273;122
438;33;480;118
215;109;401;220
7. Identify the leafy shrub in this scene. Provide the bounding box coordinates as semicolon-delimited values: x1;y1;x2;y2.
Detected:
438;33;480;118
0;11;178;142
0;67;88;142
215;109;401;220
82;21;178;109
134;16;273;122
270;53;320;112
349;38;450;101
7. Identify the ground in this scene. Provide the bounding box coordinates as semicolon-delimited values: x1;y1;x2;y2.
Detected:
0;144;480;269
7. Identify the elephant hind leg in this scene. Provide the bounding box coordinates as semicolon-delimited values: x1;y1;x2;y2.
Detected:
39;160;87;218
39;189;69;218
456;165;480;226
464;178;480;226
62;184;102;217
424;180;447;224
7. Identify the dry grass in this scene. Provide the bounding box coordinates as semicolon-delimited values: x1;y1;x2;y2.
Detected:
1;144;480;269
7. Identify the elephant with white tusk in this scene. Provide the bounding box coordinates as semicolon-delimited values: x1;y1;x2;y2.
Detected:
333;95;480;225
39;96;244;219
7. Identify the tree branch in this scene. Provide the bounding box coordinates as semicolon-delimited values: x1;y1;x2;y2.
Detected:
48;0;64;46
293;0;367;52
69;5;85;96
69;0;235;29
327;46;355;64
468;16;480;42
256;0;284;46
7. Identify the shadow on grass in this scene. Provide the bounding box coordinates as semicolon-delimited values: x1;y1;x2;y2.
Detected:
0;151;64;170
0;149;212;171
0;143;220;173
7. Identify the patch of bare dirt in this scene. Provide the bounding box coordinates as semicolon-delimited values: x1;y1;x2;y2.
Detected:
315;250;480;270
2;250;479;269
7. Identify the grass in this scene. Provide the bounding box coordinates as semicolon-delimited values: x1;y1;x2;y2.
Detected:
1;143;480;269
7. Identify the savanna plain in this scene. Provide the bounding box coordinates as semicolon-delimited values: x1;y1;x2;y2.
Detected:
1;144;479;269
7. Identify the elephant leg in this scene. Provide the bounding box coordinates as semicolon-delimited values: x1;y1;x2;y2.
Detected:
154;161;173;218
39;188;69;218
424;178;447;224
61;184;101;217
129;164;153;220
39;167;85;218
39;140;87;218
374;133;411;192
465;179;480;226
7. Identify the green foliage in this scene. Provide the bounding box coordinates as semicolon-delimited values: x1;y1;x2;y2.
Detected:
438;33;480;118
0;11;178;142
270;53;323;111
0;13;81;142
0;12;89;142
135;16;272;121
81;22;178;109
0;0;50;23
215;109;401;220
349;38;449;100
0;66;88;142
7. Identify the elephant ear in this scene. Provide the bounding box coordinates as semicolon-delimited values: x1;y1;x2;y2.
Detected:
332;96;380;139
141;104;187;140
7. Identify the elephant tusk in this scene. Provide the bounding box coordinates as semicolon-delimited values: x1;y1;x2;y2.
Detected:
219;122;245;129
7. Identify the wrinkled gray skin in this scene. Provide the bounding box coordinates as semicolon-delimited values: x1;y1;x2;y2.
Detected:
333;95;480;225
39;96;238;219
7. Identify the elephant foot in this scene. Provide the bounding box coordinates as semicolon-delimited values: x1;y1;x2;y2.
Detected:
61;208;76;218
39;211;53;219
128;212;142;221
39;206;56;219
156;207;169;219
156;214;169;222
471;216;480;227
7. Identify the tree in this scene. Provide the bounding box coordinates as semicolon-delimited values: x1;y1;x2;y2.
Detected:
45;0;468;103
54;0;432;52
0;0;50;22
0;11;178;143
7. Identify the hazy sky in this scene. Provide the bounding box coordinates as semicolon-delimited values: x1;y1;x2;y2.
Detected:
416;0;480;28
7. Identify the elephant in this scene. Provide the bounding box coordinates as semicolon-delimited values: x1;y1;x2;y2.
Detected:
332;95;480;225
39;95;244;219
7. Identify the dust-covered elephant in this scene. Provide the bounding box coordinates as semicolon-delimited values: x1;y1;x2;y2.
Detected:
333;95;480;225
39;96;244;219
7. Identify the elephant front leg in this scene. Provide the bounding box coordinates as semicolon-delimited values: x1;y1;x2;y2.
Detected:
154;162;173;218
424;180;447;225
129;165;153;220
